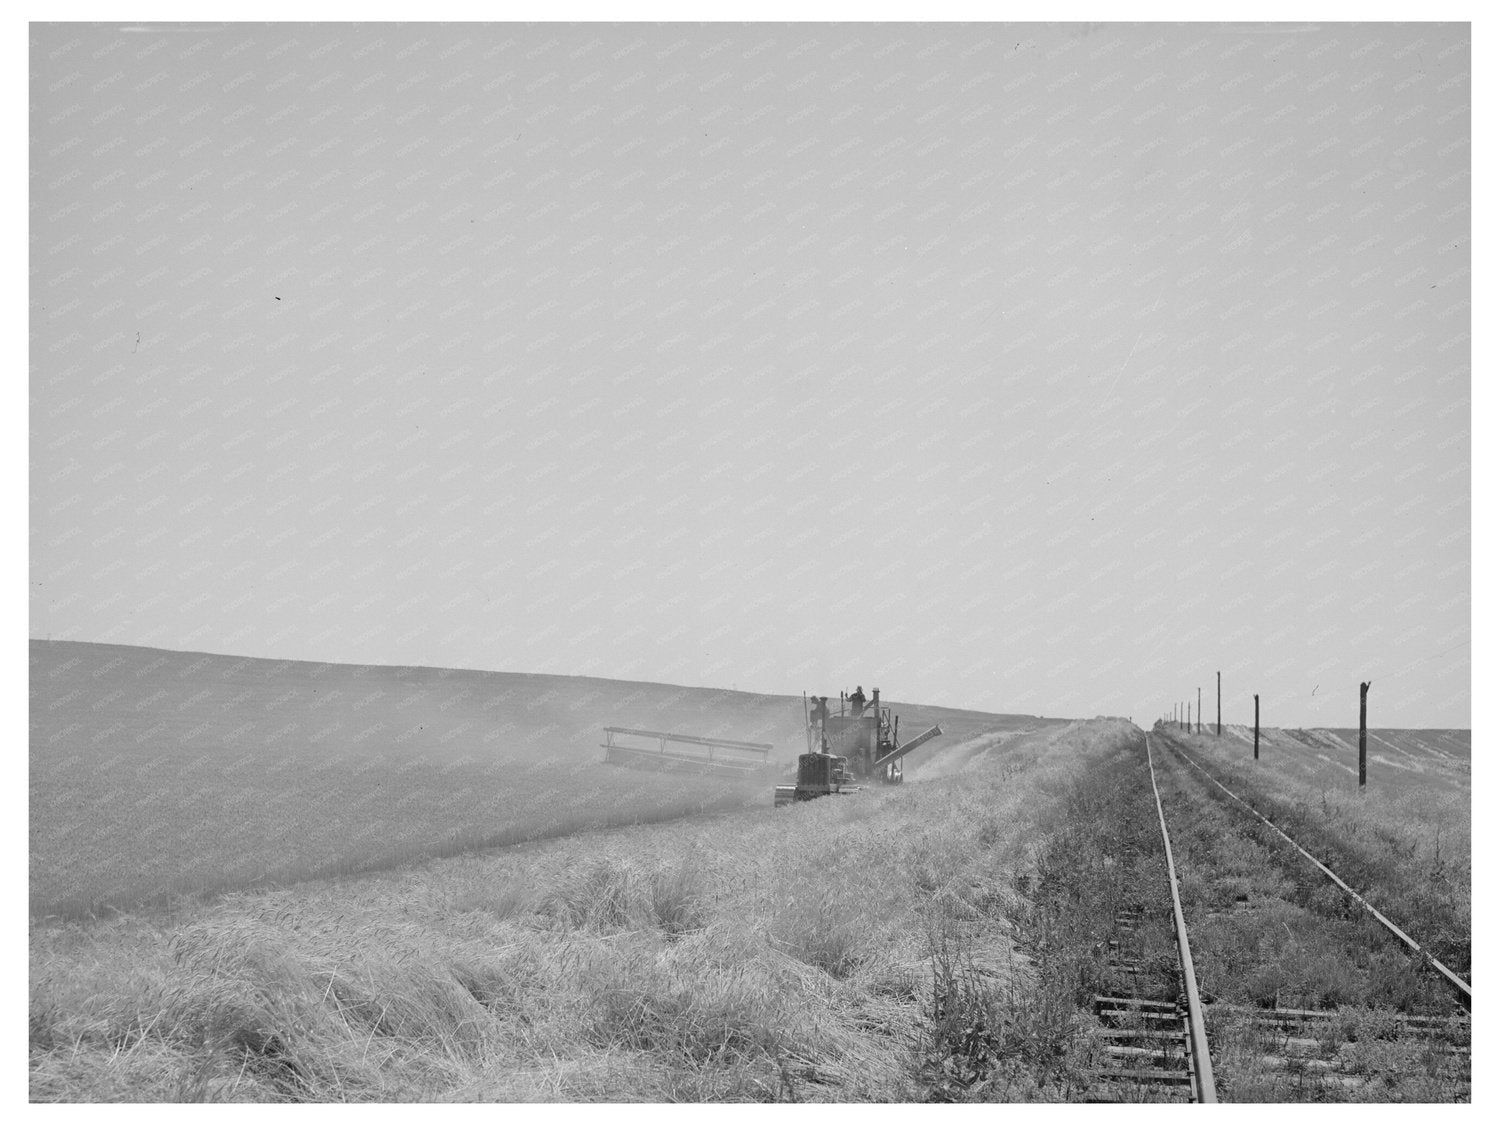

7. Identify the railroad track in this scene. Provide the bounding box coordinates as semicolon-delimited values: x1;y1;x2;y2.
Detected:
1090;994;1199;1101
1088;733;1216;1102
1098;730;1472;1102
1159;733;1472;1012
1208;1003;1469;1097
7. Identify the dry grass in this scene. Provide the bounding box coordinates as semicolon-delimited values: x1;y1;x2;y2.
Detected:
30;719;1134;1102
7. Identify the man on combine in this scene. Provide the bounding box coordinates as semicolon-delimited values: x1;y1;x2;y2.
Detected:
847;685;867;718
810;694;830;731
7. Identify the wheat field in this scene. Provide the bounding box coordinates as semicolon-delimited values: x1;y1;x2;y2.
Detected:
31;640;1039;917
30;720;1128;1102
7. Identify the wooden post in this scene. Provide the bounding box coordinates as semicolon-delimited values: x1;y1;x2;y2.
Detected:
1197;687;1202;733
1253;694;1260;760
1188;701;1192;731
1216;671;1221;736
1359;681;1370;788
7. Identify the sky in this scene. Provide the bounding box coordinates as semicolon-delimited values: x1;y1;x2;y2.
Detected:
28;19;1472;728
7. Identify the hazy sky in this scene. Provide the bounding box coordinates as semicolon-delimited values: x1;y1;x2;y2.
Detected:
29;21;1471;727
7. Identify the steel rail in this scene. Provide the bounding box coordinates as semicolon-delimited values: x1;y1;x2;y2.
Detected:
1143;733;1218;1104
1160;733;1472;1011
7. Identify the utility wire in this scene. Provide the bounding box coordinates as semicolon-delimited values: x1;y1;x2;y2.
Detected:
1368;637;1470;688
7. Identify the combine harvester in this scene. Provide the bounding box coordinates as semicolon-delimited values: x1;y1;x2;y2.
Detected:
601;726;775;778
775;687;943;807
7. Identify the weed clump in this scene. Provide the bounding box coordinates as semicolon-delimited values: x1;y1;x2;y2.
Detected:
917;926;1083;1102
586;956;782;1066
649;860;708;937
773;890;868;980
448;878;534;922
540;857;645;932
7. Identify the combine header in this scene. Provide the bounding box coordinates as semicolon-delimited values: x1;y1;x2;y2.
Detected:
775;687;942;806
602;726;773;778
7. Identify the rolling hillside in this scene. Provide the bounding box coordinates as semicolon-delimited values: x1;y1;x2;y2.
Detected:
29;640;1052;915
1205;722;1470;785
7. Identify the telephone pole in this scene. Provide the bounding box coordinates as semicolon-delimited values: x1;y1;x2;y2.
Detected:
1253;694;1260;760
1359;681;1370;788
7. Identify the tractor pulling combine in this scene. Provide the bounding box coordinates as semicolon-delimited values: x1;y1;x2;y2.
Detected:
774;687;943;807
598;685;941;806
